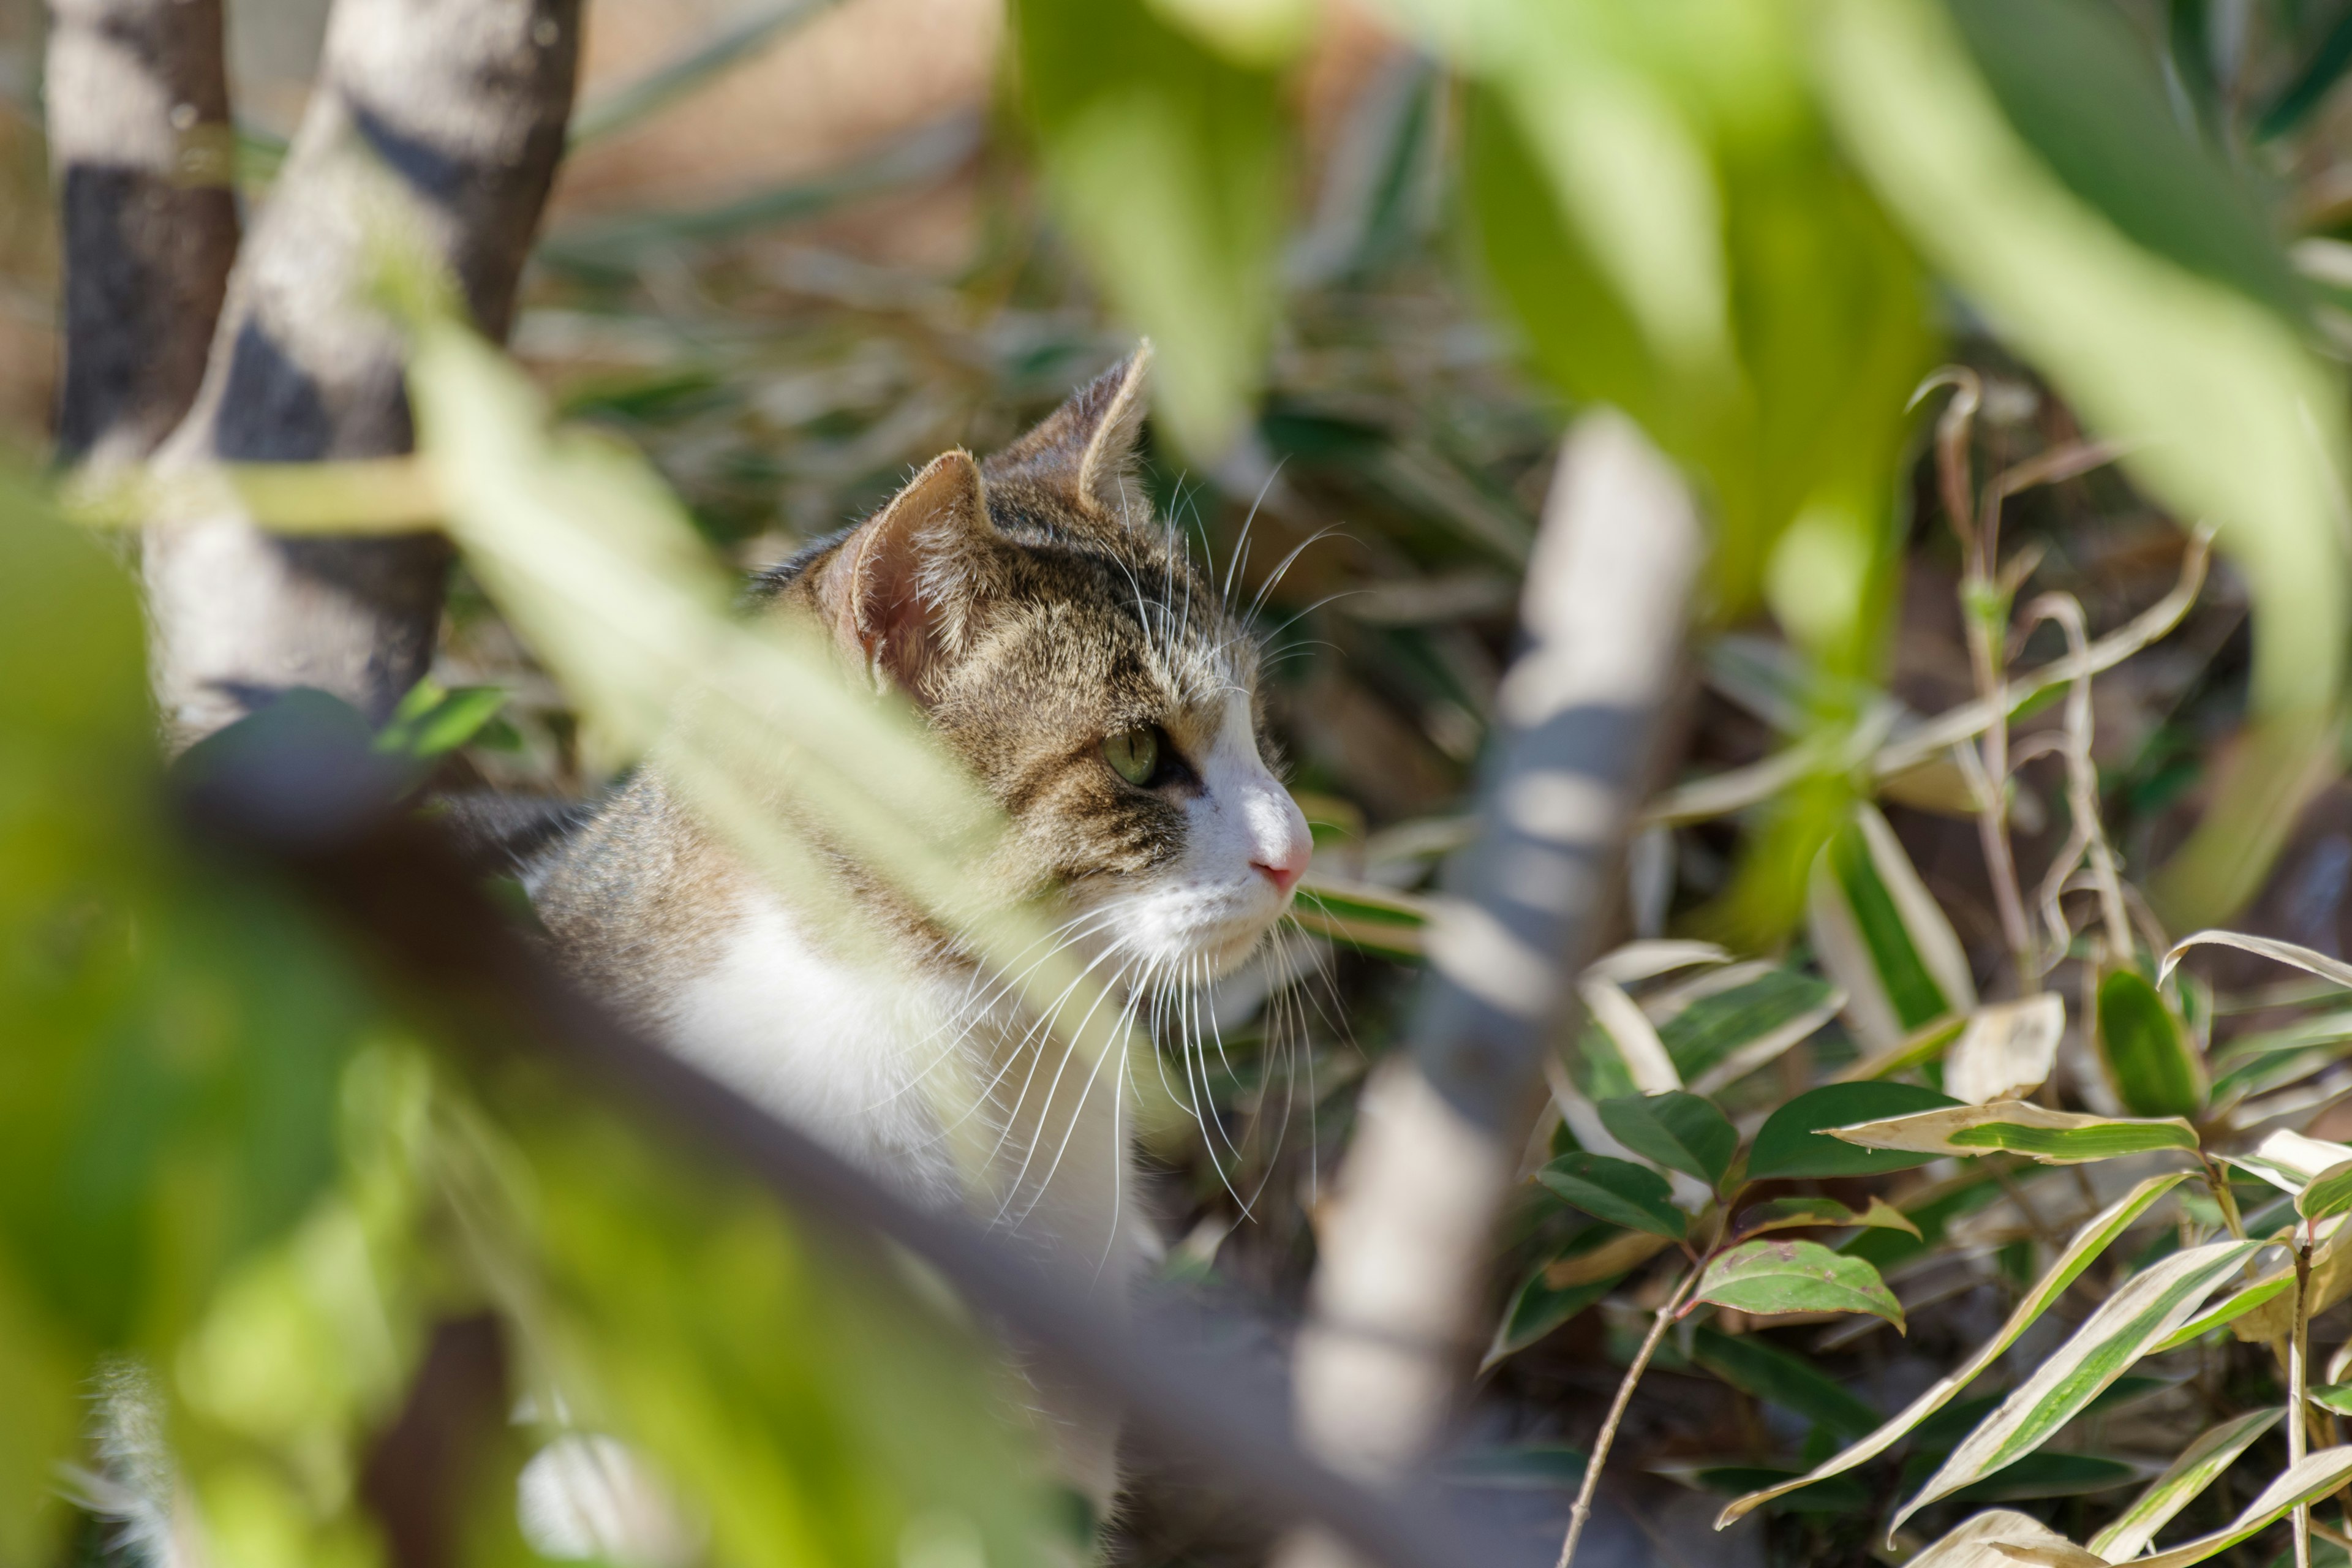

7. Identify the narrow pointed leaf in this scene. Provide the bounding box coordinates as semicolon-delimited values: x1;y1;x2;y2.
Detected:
1890;1239;2262;1536
2125;1446;2352;1568
1586;939;1728;985
1598;1091;1736;1188
1484;1254;1619;1368
1829;1100;2199;1165
2086;1408;2280;1560
1716;1172;2187;1527
1659;968;1844;1095
2160;930;2352;992
1809;804;1977;1050
1689;1241;1902;1329
1747;1082;1960;1180
1535;1154;1686;1240
1690;1325;1879;1438
1732;1195;1919;1243
2097;969;2207;1117
2151;1272;2294;1351
1581;976;1681;1092
1950;1451;2149;1504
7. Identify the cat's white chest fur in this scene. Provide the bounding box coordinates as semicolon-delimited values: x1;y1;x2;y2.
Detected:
657;881;1152;1285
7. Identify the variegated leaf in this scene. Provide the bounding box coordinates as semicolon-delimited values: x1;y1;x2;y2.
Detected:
1945;995;2066;1105
2125;1446;2352;1568
2084;1408;2280;1561
1829;1101;2199;1165
2160;930;2352;992
1715;1173;2186;1528
1909;1510;2098;1568
1731;1194;1919;1243
1889;1239;2262;1536
2218;1128;2352;1193
1809;805;1978;1051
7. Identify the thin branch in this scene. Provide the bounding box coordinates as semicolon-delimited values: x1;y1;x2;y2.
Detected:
1556;1268;1699;1568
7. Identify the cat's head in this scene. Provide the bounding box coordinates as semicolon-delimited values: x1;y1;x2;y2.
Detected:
767;347;1311;979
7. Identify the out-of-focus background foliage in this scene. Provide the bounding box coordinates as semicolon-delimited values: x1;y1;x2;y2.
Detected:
31;0;2352;1564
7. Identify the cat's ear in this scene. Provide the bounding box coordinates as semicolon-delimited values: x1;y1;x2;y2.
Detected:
812;450;995;703
982;342;1153;521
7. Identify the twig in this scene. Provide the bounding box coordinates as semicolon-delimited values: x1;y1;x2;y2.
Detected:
2297;1234;2316;1568
1556;1268;1700;1568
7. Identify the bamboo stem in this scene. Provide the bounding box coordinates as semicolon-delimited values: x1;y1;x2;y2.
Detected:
1557;1268;1699;1568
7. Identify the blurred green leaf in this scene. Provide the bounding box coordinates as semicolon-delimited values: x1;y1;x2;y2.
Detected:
1691;1240;1902;1328
1484;1253;1621;1368
1690;1322;1879;1436
2096;970;2208;1118
1597;1091;1736;1188
1808;805;1977;1052
1011;0;1290;456
377;679;511;761
1746;1082;1958;1180
1659;968;1842;1093
1949;1450;2147;1504
2301;1159;2352;1223
1535;1154;1687;1240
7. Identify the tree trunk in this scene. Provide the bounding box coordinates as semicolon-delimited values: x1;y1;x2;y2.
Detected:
141;0;580;747
46;0;239;466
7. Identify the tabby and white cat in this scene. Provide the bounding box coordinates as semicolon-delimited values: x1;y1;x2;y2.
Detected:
527;347;1314;1509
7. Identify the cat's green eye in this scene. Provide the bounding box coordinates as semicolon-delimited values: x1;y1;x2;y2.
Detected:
1104;726;1161;786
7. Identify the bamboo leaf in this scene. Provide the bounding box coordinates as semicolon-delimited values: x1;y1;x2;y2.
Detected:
1598;1091;1736;1188
1535;1154;1686;1240
2119;1446;2352;1568
1717;1172;2187;1528
2161;930;2352;992
2302;1158;2352;1222
1660;968;1844;1095
1585;939;1730;986
2309;1383;2352;1415
1581;976;1681;1093
1808;805;1977;1051
2220;1128;2352;1193
2085;1408;2281;1561
1287;876;1427;960
1732;1195;1920;1243
1909;1509;2098;1568
1689;1241;1902;1329
1747;1082;1961;1180
1889;1239;2263;1536
2151;1272;2294;1351
1690;1324;1880;1438
1484;1254;1619;1368
1946;994;2066;1105
1951;1451;2150;1504
2096;970;2207;1117
1828;1100;2199;1165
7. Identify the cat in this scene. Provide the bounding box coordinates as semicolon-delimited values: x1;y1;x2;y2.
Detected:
525;344;1314;1517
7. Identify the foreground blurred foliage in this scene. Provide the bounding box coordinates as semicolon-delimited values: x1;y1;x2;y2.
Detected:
0;486;1055;1566
28;0;2352;1563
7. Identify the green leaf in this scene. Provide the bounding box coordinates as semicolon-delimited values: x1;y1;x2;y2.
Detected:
1535;1155;1686;1240
2303;1158;2352;1223
1287;877;1427;961
1732;1195;1919;1243
375;679;510;760
1689;1241;1902;1329
2222;1128;2352;1193
1484;1251;1620;1368
1658;968;1842;1094
1950;1450;2148;1503
1597;1091;1736;1188
1717;1172;2188;1528
1690;1324;1880;1438
2310;1384;2352;1415
1828;1099;2200;1165
1890;1238;2262;1536
2126;1446;2352;1568
2152;1272;2295;1352
1808;805;1977;1050
1747;1082;1960;1180
1010;0;1290;456
2096;969;2207;1117
2087;1408;2282;1561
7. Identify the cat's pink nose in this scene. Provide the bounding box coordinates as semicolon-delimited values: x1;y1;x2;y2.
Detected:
1253;848;1307;896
